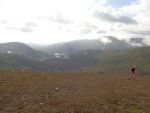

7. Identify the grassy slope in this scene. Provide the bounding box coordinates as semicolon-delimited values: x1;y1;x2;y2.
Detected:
0;71;150;113
81;47;150;75
0;53;50;70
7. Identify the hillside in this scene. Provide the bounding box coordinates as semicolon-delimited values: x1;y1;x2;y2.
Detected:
0;52;97;71
44;52;98;71
0;42;48;59
0;44;149;74
0;53;51;70
41;46;150;74
81;47;150;75
0;71;150;113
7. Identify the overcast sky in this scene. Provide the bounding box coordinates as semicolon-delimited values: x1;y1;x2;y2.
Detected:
0;0;150;44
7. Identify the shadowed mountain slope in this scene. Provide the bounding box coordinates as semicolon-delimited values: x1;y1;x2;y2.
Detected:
0;42;48;59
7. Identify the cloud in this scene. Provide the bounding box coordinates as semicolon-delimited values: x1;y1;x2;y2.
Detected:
19;21;38;33
83;22;98;29
99;36;112;43
6;27;18;31
0;0;149;45
20;27;33;33
6;21;37;33
0;0;4;5
25;22;38;27
79;22;98;34
142;37;150;46
121;0;150;25
0;20;7;24
130;30;150;36
46;14;74;24
80;28;93;34
129;37;144;44
6;27;33;33
96;30;106;34
95;11;137;24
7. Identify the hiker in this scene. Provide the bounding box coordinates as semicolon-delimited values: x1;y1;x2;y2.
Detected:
129;65;136;80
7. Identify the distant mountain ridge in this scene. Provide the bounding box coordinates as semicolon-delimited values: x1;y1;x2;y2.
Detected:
30;37;147;55
0;41;149;74
0;42;48;59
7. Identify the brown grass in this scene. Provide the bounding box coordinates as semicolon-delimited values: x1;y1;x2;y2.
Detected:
0;71;150;113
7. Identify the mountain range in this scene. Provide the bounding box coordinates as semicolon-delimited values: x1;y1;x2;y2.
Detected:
0;38;149;74
30;37;147;55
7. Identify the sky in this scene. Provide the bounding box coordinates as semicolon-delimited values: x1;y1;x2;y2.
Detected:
0;0;150;45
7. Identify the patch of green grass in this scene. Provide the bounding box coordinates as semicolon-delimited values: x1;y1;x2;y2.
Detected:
128;106;143;113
